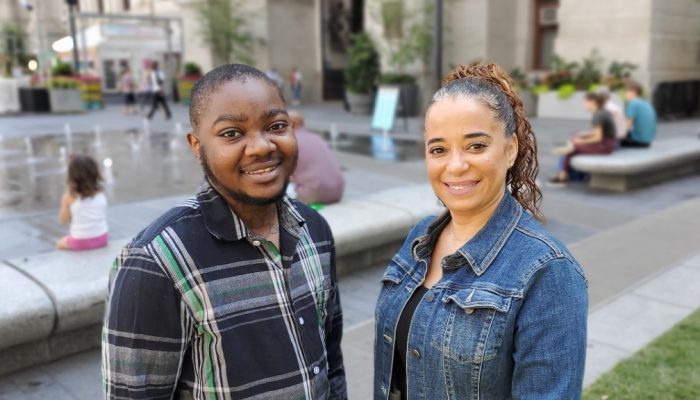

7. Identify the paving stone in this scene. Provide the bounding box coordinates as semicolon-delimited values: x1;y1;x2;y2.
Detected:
587;293;691;354
633;265;700;309
583;340;631;387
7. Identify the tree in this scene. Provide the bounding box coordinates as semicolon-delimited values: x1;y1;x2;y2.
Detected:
0;23;28;76
195;0;257;65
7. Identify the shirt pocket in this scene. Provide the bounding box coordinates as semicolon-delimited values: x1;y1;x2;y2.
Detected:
432;287;514;365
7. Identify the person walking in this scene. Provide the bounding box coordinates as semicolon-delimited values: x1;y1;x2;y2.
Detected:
146;61;172;120
118;64;137;115
102;64;347;400
56;155;109;251
374;64;588;400
289;66;303;105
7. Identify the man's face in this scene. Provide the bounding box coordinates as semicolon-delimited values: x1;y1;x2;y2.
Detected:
187;79;297;207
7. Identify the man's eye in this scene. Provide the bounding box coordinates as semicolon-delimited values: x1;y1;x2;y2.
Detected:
221;130;241;138
269;122;288;132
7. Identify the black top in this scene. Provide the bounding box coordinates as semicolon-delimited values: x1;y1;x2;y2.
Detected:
391;285;429;399
592;109;617;140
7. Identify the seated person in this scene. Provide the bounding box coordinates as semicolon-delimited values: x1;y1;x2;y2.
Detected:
597;87;627;143
289;111;345;204
548;92;617;187
622;79;657;147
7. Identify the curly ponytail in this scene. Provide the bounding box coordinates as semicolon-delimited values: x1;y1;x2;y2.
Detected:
430;63;543;220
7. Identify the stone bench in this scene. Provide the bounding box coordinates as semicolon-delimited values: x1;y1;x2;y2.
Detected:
0;184;443;375
570;138;700;191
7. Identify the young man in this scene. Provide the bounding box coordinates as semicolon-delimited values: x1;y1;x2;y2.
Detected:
622;80;657;147
289;111;345;205
102;64;347;400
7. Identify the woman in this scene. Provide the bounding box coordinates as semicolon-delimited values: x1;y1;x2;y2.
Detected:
119;65;137;115
56;155;109;250
548;92;617;186
374;64;588;399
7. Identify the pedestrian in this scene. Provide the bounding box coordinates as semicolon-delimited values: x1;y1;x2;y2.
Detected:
266;66;283;88
621;79;656;147
548;92;617;187
146;61;172;120
289;111;345;204
56;155;109;251
374;63;588;399
289;66;303;105
597;86;627;142
138;61;153;113
102;63;347;399
118;64;137;115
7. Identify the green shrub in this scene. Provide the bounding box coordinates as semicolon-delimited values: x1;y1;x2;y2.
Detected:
379;72;416;84
556;83;577;99
51;60;73;77
183;62;202;76
344;32;380;94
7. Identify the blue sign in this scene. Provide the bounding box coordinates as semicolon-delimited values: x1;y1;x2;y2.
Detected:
371;86;400;131
371;133;397;161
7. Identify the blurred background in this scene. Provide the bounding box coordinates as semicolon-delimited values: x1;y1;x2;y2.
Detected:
1;1;699;399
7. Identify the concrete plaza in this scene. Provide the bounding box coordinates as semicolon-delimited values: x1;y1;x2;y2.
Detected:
0;103;699;399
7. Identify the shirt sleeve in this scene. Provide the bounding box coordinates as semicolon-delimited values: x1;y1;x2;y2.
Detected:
625;100;638;120
102;245;193;399
324;228;348;400
511;258;588;400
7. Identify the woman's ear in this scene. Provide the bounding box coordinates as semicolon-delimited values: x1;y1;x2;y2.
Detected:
507;133;519;167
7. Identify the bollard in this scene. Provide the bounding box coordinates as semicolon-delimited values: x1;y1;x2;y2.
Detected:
64;123;73;154
330;122;338;149
94;124;102;148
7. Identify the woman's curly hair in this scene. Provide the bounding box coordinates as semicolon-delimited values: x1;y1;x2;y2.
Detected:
429;63;543;219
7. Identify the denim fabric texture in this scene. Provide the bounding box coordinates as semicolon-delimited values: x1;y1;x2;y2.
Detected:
374;192;588;400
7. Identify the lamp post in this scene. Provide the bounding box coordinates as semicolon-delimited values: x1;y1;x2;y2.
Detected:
433;0;443;85
65;0;80;72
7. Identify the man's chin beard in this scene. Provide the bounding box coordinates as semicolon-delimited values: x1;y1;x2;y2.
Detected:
199;152;288;206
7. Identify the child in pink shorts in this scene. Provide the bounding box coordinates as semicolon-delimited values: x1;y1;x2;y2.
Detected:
56;155;109;251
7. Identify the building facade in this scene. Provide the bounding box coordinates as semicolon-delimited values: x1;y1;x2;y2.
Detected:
4;0;699;106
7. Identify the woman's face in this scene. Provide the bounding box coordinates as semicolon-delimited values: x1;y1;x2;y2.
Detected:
424;96;518;217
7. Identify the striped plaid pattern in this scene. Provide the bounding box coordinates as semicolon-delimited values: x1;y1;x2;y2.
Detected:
102;184;346;399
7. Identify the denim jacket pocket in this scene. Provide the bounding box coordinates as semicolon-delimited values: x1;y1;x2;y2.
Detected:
375;257;411;318
432;287;514;365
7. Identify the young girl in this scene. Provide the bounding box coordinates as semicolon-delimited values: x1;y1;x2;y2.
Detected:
56;155;109;250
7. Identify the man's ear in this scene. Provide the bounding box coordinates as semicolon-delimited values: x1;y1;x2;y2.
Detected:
187;132;201;160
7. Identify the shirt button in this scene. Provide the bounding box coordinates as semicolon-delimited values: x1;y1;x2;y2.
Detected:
313;366;320;375
411;349;421;359
252;240;261;247
299;316;305;325
425;292;434;302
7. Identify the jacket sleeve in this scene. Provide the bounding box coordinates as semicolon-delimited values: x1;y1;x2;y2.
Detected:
511;257;588;400
102;245;192;399
324;229;348;400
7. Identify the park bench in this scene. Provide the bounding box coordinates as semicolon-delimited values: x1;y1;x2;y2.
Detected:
570;138;700;191
0;184;443;376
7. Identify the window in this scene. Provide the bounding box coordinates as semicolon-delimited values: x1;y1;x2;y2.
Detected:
533;0;559;70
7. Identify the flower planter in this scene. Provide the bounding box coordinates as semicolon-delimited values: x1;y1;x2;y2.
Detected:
80;78;103;110
537;91;624;120
49;88;84;113
519;90;537;117
346;91;373;115
177;77;199;105
19;88;50;113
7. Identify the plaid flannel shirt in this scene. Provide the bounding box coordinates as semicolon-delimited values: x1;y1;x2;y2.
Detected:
102;184;346;399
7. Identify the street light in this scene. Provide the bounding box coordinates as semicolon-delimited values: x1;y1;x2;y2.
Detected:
65;0;80;72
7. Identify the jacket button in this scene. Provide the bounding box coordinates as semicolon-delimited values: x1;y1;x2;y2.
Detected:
313;366;320;375
465;308;474;315
381;386;387;395
411;349;421;359
425;292;434;302
383;334;393;343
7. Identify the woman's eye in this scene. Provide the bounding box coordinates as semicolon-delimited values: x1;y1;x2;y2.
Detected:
468;143;487;151
429;147;446;155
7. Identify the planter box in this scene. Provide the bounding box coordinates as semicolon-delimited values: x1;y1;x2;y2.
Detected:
19;88;51;113
178;78;198;105
0;77;26;114
49;88;84;114
519;90;537;117
537;91;624;120
346;91;372;115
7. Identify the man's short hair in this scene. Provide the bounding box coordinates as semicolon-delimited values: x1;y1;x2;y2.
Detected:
189;63;285;129
624;79;644;96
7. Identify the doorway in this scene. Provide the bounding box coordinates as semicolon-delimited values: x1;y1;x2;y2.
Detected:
321;0;364;100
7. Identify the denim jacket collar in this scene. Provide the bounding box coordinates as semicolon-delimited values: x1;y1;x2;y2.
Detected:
412;192;523;276
197;181;305;242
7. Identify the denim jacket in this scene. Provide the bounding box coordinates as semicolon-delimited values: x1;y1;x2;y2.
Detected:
374;193;588;400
